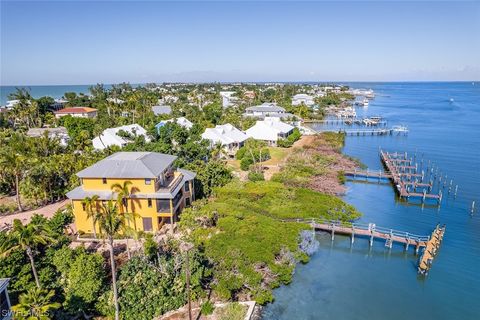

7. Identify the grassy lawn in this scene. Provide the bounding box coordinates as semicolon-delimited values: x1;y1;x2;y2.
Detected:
226;146;291;173
262;147;290;166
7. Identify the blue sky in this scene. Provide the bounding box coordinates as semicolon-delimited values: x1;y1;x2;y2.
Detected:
1;0;479;85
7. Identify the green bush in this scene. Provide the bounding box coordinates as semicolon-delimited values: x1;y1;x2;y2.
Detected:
278;128;301;148
200;300;215;315
248;171;265;182
277;139;293;148
337;171;346;184
240;157;253;171
217;303;247;320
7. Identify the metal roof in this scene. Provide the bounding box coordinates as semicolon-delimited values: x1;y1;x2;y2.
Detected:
77;152;177;178
0;278;10;291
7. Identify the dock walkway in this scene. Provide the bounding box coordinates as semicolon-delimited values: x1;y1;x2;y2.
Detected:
344;151;442;204
418;225;446;275
307;219;430;252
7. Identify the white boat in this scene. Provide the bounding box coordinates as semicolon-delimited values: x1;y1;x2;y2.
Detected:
362;98;369;107
392;125;408;133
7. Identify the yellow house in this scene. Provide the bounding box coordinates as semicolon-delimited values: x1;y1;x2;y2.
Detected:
66;152;196;234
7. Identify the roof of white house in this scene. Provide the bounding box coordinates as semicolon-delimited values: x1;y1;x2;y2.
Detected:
92;124;149;150
245;118;294;142
27;127;69;137
202;123;248;146
107;97;125;104
152;105;172;115
156;117;193;129
246;102;285;113
292;94;314;100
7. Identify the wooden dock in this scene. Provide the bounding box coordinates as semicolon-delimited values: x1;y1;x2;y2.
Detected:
418;224;446;275
315;128;403;136
344;151;442;204
310;219;430;253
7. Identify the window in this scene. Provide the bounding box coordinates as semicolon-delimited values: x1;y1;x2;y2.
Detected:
82;203;86;211
184;182;190;192
147;198;152;208
102;177;107;184
142;218;153;232
185;197;191;206
145;178;151;185
156;199;170;212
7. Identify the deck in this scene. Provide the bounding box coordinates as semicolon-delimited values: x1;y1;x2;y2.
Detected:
418;225;446;275
344;150;442;204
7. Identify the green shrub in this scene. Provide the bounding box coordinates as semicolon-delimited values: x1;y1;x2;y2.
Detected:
248;171;265;182
200;300;215;315
277;139;293;148
240;157;253;171
217;303;247;320
278;128;301;148
337;171;346;184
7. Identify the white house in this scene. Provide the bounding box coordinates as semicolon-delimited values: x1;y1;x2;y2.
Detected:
92;124;150;150
50;98;68;110
156;117;193;131
245;117;295;146
243;102;295;119
27;127;70;146
4;100;20;109
202;123;248;157
220;91;237;108
152;105;172;116
107;97;125;104
292;94;315;106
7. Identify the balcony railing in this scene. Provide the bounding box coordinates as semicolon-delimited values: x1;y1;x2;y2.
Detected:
156;173;183;193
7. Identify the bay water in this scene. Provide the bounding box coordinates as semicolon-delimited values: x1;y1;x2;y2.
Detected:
263;82;480;320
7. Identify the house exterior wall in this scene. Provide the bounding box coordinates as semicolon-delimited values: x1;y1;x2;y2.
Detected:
71;178;194;234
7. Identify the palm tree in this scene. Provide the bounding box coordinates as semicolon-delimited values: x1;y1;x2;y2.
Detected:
82;195;100;239
0;133;30;211
0;219;54;288
111;180;133;214
211;142;227;160
12;287;60;320
97;200;130;320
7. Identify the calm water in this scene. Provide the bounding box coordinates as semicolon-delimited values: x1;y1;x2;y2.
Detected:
0;85;95;105
263;82;480;320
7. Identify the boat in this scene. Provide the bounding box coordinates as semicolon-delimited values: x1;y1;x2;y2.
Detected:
362;98;369;107
392;125;408;133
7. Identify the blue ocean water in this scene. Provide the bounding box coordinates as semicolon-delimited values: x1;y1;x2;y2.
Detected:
0;85;95;105
263;82;480;319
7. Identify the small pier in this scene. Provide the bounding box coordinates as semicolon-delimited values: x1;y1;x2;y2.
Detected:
311;219;430;253
315;128;407;136
344;151;443;204
381;151;442;203
418;224;446;275
304;117;388;126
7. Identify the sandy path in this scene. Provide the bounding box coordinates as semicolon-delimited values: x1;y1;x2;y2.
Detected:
0;199;70;229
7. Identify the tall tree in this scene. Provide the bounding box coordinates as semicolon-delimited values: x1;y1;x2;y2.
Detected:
96;200;130;320
0;132;30;211
0;219;55;288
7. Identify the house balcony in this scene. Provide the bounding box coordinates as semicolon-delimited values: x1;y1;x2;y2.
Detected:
155;172;184;193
